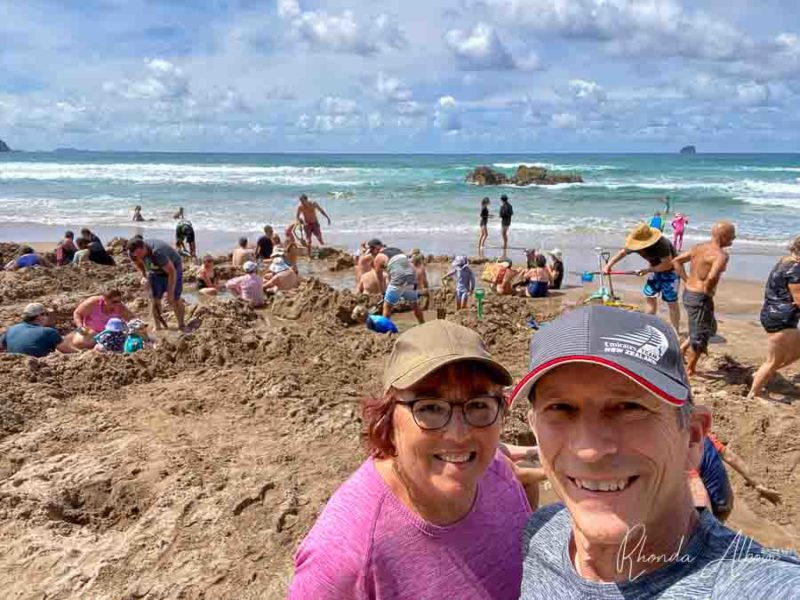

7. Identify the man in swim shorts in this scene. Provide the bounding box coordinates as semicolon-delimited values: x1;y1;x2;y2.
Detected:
605;223;681;331
296;193;331;254
127;237;185;330
367;239;424;324
672;221;735;375
499;194;513;256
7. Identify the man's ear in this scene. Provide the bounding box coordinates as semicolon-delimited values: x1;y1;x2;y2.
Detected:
685;404;711;471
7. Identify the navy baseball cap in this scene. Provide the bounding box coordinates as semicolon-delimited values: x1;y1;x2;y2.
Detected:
509;305;691;407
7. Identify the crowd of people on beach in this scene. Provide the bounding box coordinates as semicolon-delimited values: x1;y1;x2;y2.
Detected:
2;189;800;597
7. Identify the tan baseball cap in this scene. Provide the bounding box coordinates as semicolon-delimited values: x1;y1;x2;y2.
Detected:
382;320;512;393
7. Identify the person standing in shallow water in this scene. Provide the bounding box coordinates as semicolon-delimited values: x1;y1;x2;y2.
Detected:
499;194;513;257
478;197;490;257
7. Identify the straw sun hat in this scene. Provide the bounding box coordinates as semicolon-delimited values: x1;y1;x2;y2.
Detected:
625;223;663;252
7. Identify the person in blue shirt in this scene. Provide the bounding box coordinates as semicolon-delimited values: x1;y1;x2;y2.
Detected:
0;303;75;357
4;246;46;271
442;255;476;310
649;211;664;231
351;305;398;334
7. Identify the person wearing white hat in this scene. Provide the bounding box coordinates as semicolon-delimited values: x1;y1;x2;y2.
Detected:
0;303;75;357
225;261;265;307
264;256;299;292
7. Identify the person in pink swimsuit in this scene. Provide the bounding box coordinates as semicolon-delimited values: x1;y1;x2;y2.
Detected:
70;289;134;349
672;212;689;251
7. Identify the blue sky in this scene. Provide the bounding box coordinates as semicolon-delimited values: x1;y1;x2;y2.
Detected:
1;0;799;152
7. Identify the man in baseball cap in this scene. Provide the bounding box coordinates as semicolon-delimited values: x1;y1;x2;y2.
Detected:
515;305;800;597
0;303;75;357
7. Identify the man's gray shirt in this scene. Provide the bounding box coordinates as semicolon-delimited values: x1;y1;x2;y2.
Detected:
145;239;182;275
521;504;800;599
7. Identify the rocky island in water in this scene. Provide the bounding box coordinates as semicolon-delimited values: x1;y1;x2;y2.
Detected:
466;164;583;186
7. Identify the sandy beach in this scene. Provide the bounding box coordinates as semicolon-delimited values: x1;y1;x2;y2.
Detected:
0;239;798;599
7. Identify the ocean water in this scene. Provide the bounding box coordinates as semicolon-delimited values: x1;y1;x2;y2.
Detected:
1;152;799;265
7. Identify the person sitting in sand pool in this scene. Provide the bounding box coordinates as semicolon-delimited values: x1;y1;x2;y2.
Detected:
55;231;77;266
478;197;490;257
132;205;144;222
173;207;185;220
93;317;127;353
71;288;134;349
282;223;301;271
72;237;91;266
127;237;186;330
0;303;75;357
443;255;476;310
264;256;299;292
124;319;154;353
226;261;265;308
79;230;115;266
411;252;430;310
548;249;564;290
523;254;550;298
197;254;221;296
672;212;689;251
368;239;424;324
80;228;102;247
495;259;517;296
296;193;331;253
175;219;196;259
351;305;398;334
509;305;800;598
355;255;387;296
605;223;680;331
289;320;537;599
4;245;46;270
232;236;254;268
748;235;800;400
688;432;781;524
255;225;274;262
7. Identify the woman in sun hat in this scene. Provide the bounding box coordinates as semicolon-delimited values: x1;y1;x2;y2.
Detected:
604;222;681;331
289;320;537;600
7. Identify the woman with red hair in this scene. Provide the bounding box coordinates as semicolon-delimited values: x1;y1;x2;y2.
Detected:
289;320;538;600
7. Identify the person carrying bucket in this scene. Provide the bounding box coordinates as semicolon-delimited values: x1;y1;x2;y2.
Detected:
604;223;681;331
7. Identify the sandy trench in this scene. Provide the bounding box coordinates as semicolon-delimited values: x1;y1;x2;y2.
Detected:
0;242;798;599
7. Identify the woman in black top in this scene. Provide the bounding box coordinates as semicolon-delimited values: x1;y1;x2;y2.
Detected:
748;236;800;399
478;197;490;257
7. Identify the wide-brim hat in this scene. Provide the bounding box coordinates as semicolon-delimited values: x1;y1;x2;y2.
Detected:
383;320;512;394
105;318;127;333
270;258;290;273
625;224;663;252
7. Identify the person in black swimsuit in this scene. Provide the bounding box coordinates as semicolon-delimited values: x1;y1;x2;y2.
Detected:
478;197;490;257
748;235;800;399
499;194;513;256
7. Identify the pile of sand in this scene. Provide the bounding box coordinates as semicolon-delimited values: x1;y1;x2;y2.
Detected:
0;253;798;599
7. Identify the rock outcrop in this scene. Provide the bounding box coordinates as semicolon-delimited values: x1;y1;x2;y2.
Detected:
466;165;583;186
680;145;696;154
0;139;11;152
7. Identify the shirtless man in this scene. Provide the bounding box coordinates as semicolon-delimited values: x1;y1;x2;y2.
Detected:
356;255;387;295
296;193;331;253
232;237;254;268
672;221;736;375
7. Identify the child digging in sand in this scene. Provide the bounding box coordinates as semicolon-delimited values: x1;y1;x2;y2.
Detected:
442;255;476;310
94;318;128;353
351;305;398;334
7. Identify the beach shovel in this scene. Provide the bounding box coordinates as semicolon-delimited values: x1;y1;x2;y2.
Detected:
475;288;486;320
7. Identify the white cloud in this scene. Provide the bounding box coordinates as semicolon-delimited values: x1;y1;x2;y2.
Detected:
736;82;770;106
434;95;462;130
105;58;189;101
481;0;747;62
375;72;411;102
567;79;606;105
445;23;515;70
278;0;405;56
319;96;358;115
551;112;578;128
